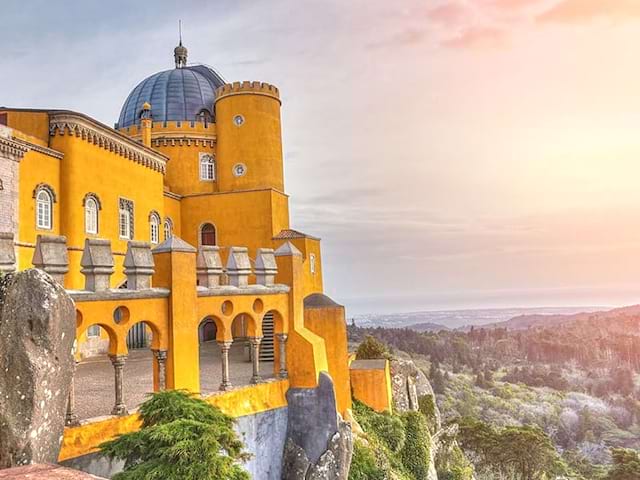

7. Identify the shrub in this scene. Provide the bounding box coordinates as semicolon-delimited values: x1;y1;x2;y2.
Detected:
100;390;250;480
349;441;387;480
418;394;438;433
356;335;390;360
400;411;431;480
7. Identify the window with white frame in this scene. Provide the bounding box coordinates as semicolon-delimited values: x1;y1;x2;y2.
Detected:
119;208;131;239
199;153;215;181
36;189;52;230
84;197;99;234
164;218;173;240
119;198;134;240
310;253;317;275
149;212;160;244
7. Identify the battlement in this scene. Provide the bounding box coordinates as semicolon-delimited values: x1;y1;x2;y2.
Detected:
215;81;281;103
119;121;216;136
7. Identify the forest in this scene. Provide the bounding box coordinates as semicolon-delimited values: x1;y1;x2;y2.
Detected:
348;311;640;479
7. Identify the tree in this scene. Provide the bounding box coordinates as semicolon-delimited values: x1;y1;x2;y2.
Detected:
605;448;640;480
429;363;447;394
356;335;390;360
100;390;250;480
457;417;569;480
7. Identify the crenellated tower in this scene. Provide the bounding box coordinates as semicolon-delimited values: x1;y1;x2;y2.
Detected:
214;81;284;193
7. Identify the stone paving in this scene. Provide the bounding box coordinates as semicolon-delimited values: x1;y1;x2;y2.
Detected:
75;341;275;420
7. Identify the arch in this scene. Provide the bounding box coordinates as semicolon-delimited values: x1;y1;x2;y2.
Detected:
231;313;259;338
79;322;119;357
197;109;212;126
126;320;160;351
200;222;217;246
163;217;173;240
32;183;57;202
149;211;161;244
264;309;286;335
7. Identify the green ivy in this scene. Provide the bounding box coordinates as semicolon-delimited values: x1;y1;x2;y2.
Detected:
400;411;431;480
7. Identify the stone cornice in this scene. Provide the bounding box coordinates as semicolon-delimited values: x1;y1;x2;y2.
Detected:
49;113;168;174
0;135;28;161
13;137;64;159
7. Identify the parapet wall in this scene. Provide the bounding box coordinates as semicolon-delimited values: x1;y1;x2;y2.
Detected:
215;81;281;103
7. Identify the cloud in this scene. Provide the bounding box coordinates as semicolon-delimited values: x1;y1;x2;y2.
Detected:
366;28;427;49
476;0;544;10
428;2;470;27
441;26;506;49
539;0;640;23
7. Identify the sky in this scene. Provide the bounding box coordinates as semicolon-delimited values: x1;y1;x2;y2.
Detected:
3;0;640;315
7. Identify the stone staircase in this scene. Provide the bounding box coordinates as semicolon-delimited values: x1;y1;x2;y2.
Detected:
260;312;275;362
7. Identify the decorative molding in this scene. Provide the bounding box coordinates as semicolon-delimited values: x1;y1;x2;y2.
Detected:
119;197;134;239
49;113;168;174
0;135;29;161
148;210;160;221
151;137;216;148
82;192;102;210
32;183;57;202
163;190;182;200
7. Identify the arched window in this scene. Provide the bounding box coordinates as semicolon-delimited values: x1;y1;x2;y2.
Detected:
163;218;173;240
149;212;160;244
36;189;52;230
197;109;212;126
84;197;99;234
199;154;215;181
200;223;216;246
310;253;317;275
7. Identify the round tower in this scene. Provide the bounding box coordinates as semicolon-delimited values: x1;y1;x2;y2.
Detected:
214;81;284;193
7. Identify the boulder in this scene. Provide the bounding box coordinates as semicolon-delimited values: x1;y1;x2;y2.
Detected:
0;269;76;468
390;358;442;430
282;421;352;480
282;373;353;479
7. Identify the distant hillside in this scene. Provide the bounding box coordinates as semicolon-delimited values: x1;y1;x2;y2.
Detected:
406;322;450;332
481;303;640;331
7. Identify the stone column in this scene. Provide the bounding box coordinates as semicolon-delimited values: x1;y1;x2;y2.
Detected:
109;355;128;416
249;336;263;384
276;333;289;379
152;349;168;391
65;360;80;427
218;341;233;391
226;246;251;287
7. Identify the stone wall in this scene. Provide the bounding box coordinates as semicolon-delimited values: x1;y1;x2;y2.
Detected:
0;125;20;235
61;407;289;479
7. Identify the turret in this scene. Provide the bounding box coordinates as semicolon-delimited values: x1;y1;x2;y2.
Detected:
214;81;284;193
140;102;152;147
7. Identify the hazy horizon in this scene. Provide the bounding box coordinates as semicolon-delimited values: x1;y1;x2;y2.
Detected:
4;1;640;314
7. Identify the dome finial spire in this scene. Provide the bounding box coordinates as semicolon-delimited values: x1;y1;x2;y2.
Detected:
174;20;188;68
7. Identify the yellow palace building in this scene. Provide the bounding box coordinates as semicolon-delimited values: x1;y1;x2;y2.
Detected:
0;41;390;477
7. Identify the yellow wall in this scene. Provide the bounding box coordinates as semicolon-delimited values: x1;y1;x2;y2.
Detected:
180;189;289;260
48;134;165;289
17;148;61;270
304;302;352;416
163;193;182;239
350;360;393;413
2;110;50;145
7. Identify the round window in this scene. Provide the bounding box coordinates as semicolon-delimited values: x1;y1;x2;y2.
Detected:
233;163;247;177
233;115;245;126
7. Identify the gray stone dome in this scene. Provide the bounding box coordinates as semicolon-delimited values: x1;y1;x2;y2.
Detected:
117;65;225;128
